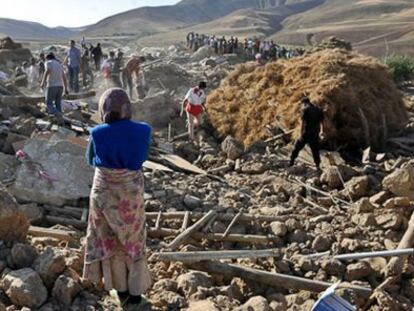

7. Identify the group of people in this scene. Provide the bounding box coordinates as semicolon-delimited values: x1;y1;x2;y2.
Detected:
186;32;305;60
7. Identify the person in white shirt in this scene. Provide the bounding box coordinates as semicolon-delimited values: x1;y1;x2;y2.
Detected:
180;81;207;142
40;53;68;124
27;58;39;90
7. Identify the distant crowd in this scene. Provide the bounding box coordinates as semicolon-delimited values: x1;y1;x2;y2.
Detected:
186;32;305;60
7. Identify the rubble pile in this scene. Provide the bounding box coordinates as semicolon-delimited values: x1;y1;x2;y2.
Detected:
312;36;353;52
207;49;408;148
0;37;32;67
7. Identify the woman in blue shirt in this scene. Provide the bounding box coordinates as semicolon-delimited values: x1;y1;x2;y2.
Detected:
83;88;152;308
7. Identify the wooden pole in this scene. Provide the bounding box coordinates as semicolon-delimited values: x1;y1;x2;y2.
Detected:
385;212;414;277
167;210;217;250
189;261;371;298
148;227;280;244
150;249;281;262
181;211;190;231
222;210;243;239
145;211;299;224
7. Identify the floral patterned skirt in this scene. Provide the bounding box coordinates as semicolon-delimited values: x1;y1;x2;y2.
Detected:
83;168;151;295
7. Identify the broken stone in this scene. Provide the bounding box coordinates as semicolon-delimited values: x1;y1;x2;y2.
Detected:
33;247;66;288
312;235;333;252
376;213;403;231
177;271;214;297
52;275;81;306
153;279;178;292
10;139;94;206
151;290;187;309
0;185;28;242
352;198;375;213
351;213;377;227
238;296;270;311
221;136;243;160
369;191;390;205
186;300;219;311
270;221;288;237
345;261;373;281
11;117;37;137
320;259;346;276
382;165;414;200
2;268;47;309
10;243;38;269
343;176;370;199
393;197;411;207
184;195;202;209
320;165;357;189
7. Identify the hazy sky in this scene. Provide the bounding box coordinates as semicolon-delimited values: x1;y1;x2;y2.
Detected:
0;0;180;28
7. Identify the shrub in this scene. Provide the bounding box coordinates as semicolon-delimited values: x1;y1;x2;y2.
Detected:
384;54;414;83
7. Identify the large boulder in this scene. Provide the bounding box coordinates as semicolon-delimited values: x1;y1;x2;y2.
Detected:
382;165;414;200
132;91;176;128
0;184;28;242
221;136;243;160
191;46;214;62
0;37;32;66
1;268;48;308
10;138;94;206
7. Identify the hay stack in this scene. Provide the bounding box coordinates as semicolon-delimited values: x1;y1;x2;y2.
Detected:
207;49;408;149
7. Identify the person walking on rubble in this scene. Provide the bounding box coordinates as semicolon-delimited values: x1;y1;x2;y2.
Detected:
81;49;94;89
40;52;68;125
121;56;145;100
83;88;152;310
290;97;325;170
65;40;81;93
92;43;103;70
181;81;207;142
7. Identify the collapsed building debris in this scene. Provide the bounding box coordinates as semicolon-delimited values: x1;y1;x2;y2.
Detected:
1;36;414;311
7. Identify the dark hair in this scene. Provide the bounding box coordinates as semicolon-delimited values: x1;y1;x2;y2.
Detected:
70;40;75;45
104;111;122;124
199;81;207;89
46;52;55;60
109;51;115;57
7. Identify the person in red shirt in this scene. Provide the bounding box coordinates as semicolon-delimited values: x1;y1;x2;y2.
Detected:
180;81;207;142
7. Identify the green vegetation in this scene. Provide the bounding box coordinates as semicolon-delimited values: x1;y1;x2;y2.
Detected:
384;55;414;83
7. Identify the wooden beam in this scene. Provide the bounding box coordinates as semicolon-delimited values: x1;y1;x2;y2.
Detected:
167;210;217;250
148;227;280;244
222;210;243;239
150;249;281;262
189;261;371;298
28;226;79;242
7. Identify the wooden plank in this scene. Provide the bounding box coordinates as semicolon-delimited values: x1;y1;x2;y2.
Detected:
148;227;280;244
189;261;371;298
28;226;79;242
167;210;217;250
181;211;190;231
143;160;174;172
161;154;207;175
150;249;281;262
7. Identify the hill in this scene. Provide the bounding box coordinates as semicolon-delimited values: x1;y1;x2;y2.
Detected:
136;0;323;48
0;18;78;40
271;0;414;56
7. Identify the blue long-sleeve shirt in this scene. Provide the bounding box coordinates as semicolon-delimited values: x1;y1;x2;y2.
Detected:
87;120;151;170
